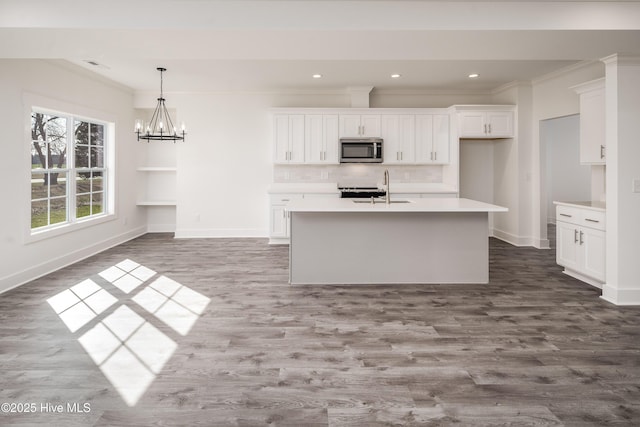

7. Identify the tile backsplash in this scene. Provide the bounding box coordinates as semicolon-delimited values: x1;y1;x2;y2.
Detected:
274;164;443;187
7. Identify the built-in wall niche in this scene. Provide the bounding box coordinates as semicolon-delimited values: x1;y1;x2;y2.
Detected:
135;108;178;232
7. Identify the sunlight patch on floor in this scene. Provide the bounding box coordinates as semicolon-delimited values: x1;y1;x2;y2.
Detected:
46;259;210;406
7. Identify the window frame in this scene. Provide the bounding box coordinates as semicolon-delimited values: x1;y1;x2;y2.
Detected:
24;93;116;244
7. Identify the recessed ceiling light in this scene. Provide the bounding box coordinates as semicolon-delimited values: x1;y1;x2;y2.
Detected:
312;74;322;79
391;74;401;79
468;73;479;78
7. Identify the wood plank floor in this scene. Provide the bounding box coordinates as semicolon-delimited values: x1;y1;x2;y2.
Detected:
2;228;640;426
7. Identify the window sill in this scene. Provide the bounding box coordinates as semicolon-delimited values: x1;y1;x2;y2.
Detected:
25;214;116;245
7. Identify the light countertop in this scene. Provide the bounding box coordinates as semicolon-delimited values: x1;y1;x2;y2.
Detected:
287;197;508;213
553;200;606;212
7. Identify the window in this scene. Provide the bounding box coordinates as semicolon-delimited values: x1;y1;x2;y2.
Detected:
30;109;109;233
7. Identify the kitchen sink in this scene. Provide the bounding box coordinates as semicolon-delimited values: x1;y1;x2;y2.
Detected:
352;199;411;204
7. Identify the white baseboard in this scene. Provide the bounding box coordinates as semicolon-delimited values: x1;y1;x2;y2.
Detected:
174;228;268;239
601;284;640;306
491;228;534;247
0;226;147;295
147;223;176;233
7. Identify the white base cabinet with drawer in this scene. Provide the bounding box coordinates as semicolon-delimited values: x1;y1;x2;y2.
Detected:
269;192;338;244
555;203;606;288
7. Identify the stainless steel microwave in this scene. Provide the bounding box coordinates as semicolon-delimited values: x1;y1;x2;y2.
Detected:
339;137;383;163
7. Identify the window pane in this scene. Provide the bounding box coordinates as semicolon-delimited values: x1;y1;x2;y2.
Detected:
76;172;91;195
92;192;103;215
75;120;89;145
31;141;47;169
32;113;65;143
77;194;91;218
91;123;104;146
49;171;67;198
31;172;47;200
31;199;48;228
90;146;104;168
50;197;67;225
50;139;67;169
75;144;89;168
92;171;103;192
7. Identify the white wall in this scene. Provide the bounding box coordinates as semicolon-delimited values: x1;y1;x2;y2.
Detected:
133;90;493;238
531;61;605;247
543;115;591;224
602;55;640;305
0;60;145;293
459;139;494;230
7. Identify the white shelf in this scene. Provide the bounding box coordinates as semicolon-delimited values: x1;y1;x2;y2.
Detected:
136;200;177;206
137;167;177;172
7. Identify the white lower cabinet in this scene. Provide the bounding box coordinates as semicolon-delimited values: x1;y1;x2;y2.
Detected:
269;194;301;243
555;204;606;287
269;192;338;244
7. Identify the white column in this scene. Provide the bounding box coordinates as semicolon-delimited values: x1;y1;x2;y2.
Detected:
601;54;640;305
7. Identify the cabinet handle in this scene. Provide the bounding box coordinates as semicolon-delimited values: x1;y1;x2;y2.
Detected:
585;218;600;223
579;230;584;245
484;124;487;134
430;152;433;161
560;213;572;218
574;229;579;243
488;124;492;134
282;210;286;218
434;152;437;161
397;152;399;161
600;145;605;159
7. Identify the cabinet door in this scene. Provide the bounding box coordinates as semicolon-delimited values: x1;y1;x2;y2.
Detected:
432;114;450;163
270;204;288;238
581;227;606;281
458;111;486;138
305;115;324;163
382;115;414;164
323;115;340;163
288;115;305;163
486;111;513;138
339;115;362;137
414;114;434;163
556;221;580;271
381;115;401;163
579;87;606;164
273;114;290;163
360;115;381;137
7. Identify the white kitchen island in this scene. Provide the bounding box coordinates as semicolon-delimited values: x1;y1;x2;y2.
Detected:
287;198;507;285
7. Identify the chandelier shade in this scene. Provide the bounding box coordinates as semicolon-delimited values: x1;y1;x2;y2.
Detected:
135;67;185;142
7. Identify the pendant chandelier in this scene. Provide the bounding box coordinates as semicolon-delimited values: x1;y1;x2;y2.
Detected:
135;67;186;142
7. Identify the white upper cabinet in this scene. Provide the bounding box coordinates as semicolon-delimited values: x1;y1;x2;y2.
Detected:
305;115;339;164
382;115;415;164
572;78;605;165
458;109;514;138
339;114;381;137
415;114;450;164
273;114;305;164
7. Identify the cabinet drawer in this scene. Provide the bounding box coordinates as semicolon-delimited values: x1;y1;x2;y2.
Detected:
556;206;581;224
556;205;606;231
270;194;303;204
580;210;606;231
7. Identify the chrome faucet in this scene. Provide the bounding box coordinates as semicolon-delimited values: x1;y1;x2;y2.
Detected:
383;169;390;204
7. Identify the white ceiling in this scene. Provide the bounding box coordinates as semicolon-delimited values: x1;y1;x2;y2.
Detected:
2;0;640;93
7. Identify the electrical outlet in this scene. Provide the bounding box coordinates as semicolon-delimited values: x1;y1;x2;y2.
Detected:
633;178;640;193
